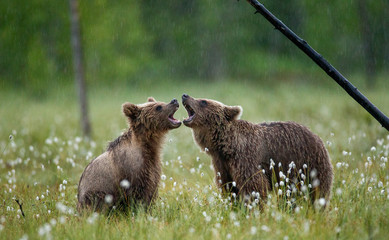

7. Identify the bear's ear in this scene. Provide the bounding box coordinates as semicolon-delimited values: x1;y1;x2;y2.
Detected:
147;97;156;102
122;102;140;118
224;105;242;121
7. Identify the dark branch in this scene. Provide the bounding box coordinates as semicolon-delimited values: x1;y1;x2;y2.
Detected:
15;199;25;218
244;0;389;131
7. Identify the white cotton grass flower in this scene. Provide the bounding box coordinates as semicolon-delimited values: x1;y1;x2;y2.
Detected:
261;225;270;232
336;188;342;195
45;138;53;145
87;212;99;224
56;202;74;215
229;212;237;221
289;161;296;169
295;206;300;213
19;234;28;240
318;198;326;206
161;175;166;181
120;179;130;189
278;189;283;196
59;216;66;224
104;194;113;204
303;221;310;233
286;190;291;197
38;223;51;236
250;226;257;235
336;162;342;169
232;181;236;187
50;218;57;226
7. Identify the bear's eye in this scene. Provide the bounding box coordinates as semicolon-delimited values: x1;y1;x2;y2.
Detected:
156;105;162;111
200;100;208;107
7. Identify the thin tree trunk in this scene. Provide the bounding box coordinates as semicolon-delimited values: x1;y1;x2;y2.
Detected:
357;0;377;87
69;0;91;137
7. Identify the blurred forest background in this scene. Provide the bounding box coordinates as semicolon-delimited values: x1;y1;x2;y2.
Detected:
2;2;389;239
1;0;388;96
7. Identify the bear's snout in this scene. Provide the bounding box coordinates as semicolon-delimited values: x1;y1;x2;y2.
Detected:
170;98;178;105
182;94;189;100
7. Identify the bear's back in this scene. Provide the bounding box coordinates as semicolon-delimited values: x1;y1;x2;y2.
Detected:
258;121;327;166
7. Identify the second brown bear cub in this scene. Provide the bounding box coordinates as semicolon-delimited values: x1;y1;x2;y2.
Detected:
77;97;181;212
182;94;333;206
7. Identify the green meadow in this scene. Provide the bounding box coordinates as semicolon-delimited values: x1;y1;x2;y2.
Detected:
1;78;388;239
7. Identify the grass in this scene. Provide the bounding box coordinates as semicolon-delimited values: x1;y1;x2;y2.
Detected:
0;78;388;239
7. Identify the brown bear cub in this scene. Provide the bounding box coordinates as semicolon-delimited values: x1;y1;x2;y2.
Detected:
77;97;181;213
182;94;333;207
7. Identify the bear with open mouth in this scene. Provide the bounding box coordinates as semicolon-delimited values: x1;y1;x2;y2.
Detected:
182;94;333;207
77;97;181;213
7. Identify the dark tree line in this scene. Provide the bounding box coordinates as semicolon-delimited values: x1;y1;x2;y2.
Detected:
1;0;388;92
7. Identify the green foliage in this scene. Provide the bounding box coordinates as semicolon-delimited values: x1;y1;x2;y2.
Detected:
0;81;388;239
1;0;388;91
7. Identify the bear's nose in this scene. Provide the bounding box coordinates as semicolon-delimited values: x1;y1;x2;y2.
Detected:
170;98;178;104
182;94;189;99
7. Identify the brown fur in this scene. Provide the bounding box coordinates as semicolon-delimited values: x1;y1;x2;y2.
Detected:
182;94;333;207
77;97;181;212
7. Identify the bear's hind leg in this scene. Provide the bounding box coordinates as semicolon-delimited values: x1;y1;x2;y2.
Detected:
237;172;270;207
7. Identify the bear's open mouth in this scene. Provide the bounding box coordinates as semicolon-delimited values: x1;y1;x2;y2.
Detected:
183;102;195;123
168;107;181;126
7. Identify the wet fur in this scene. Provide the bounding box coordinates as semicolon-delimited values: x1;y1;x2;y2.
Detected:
77;98;181;213
182;95;333;206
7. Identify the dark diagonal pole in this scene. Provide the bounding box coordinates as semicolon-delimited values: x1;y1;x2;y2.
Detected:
244;0;389;131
